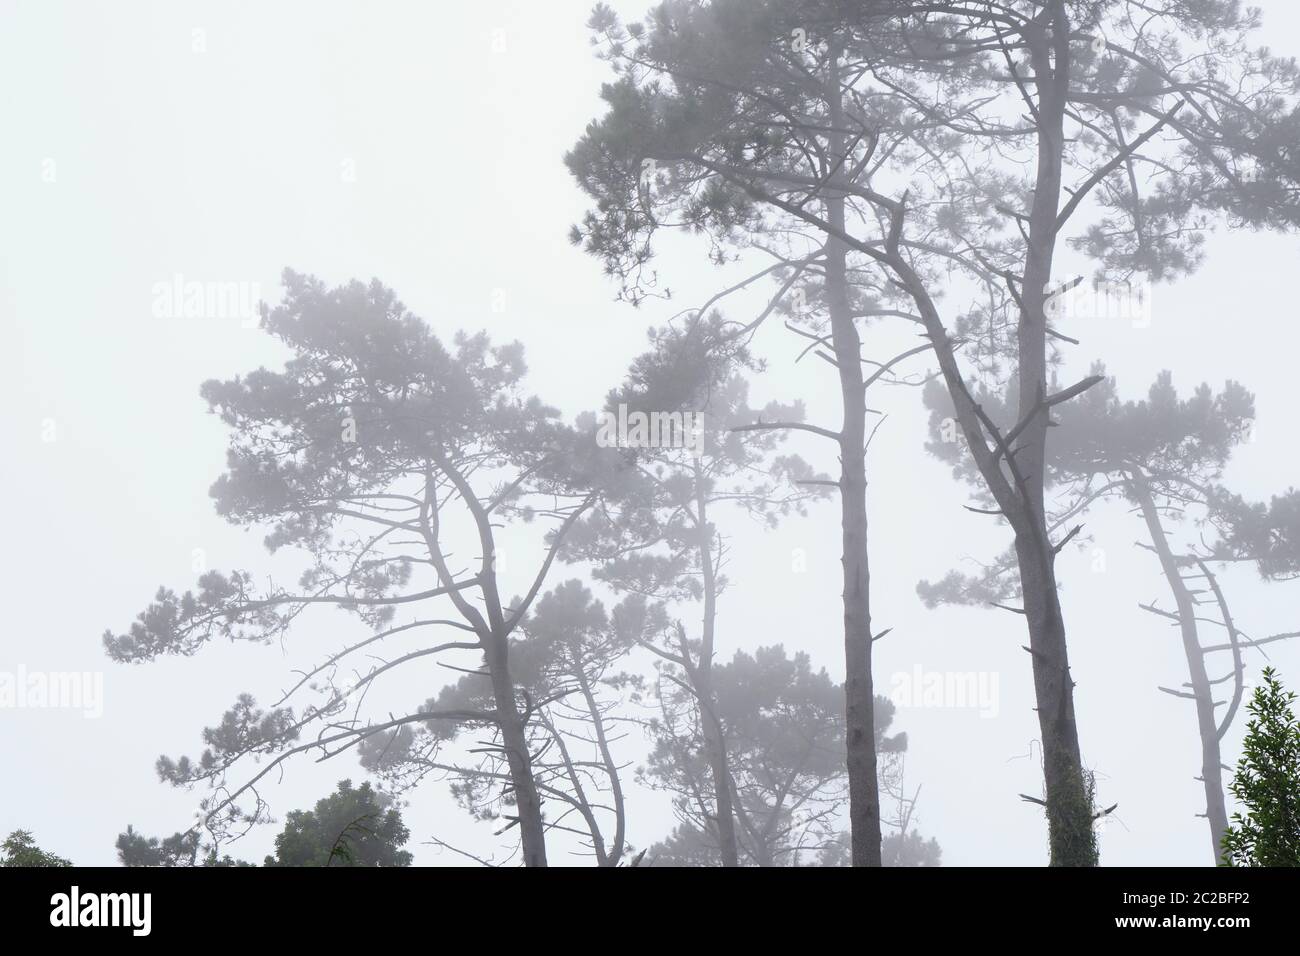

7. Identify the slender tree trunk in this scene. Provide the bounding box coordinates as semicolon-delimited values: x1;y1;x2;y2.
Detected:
697;668;740;866
577;671;626;866
1011;7;1096;866
484;633;548;867
694;483;741;866
1130;471;1229;861
544;711;609;865
826;44;882;868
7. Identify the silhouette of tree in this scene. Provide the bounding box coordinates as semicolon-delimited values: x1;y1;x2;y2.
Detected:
643;644;934;866
103;271;604;867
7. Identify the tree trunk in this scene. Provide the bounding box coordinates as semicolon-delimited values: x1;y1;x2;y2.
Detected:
826;44;881;867
1011;6;1096;866
577;671;626;866
1130;471;1229;862
1013;532;1095;864
485;633;548;867
694;483;741;866
697;669;740;867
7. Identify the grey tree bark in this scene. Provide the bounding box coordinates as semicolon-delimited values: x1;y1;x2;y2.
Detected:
1005;6;1096;865
692;485;741;867
484;633;549;868
826;46;882;868
1129;470;1229;861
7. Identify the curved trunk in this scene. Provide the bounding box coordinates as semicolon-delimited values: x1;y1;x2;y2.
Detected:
1130;471;1229;861
577;671;626;866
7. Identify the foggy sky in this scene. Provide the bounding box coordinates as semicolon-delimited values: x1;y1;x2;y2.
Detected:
4;0;1300;866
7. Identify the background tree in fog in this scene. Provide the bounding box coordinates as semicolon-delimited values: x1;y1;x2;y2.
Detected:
115;826;252;867
102;271;603;868
569;0;1300;865
643;644;923;866
560;318;828;865
117;779;410;866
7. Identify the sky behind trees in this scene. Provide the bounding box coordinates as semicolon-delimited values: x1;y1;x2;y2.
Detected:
4;0;1300;865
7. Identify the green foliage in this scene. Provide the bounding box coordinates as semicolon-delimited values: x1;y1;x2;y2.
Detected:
115;825;253;867
266;779;412;867
117;825;201;866
0;830;71;867
1222;668;1300;866
116;780;410;867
